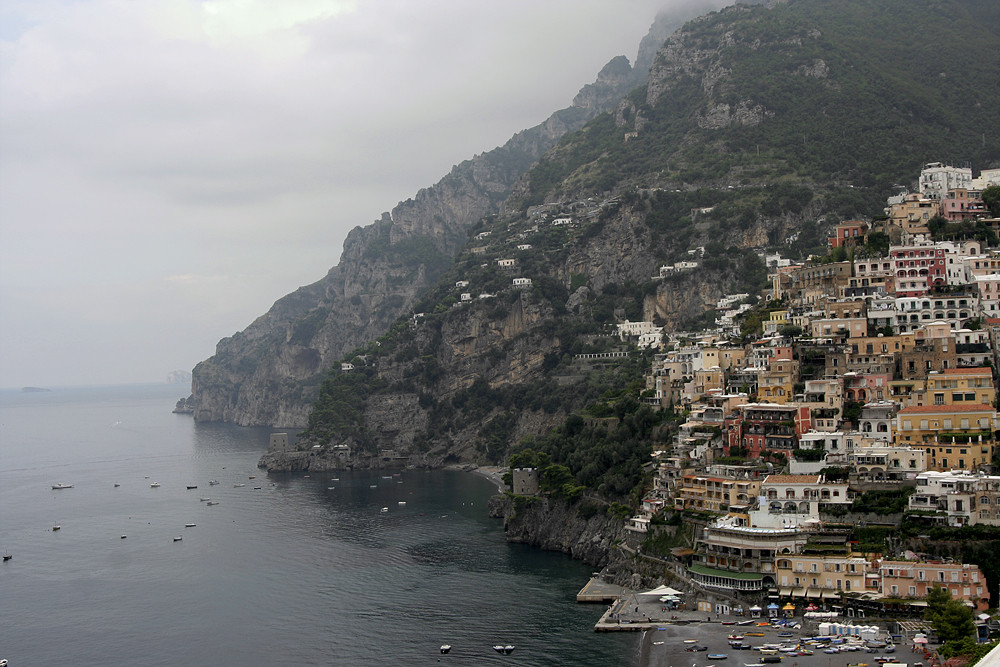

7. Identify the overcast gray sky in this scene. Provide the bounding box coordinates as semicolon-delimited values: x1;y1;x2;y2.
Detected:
0;0;709;389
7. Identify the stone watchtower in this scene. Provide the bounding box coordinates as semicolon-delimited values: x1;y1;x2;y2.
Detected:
269;433;289;451
512;468;539;495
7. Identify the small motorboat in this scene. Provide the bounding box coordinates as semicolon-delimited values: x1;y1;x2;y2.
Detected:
707;653;728;659
51;483;73;489
173;536;182;542
3;553;11;561
150;482;160;488
200;497;210;502
253;487;261;490
380;507;389;513
114;483;121;487
234;483;245;487
248;476;255;480
369;484;377;488
398;501;406;506
52;524;61;531
120;535;127;539
184;523;196;528
737;620;754;626
207;501;219;506
728;634;744;640
186;485;198;490
439;645;451;654
504;645;514;654
209;480;220;486
327;487;336;490
683;639;697;643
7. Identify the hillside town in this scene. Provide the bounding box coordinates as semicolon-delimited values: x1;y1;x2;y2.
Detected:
604;164;1000;628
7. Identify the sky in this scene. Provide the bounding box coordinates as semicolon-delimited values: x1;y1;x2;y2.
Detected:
0;0;712;390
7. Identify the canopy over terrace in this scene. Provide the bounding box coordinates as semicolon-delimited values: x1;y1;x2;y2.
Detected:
638;585;686;597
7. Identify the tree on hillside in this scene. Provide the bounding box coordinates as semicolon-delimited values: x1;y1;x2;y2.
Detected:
983;185;1000;217
925;585;976;647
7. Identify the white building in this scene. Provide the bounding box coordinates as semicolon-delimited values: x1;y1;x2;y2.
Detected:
920;162;973;200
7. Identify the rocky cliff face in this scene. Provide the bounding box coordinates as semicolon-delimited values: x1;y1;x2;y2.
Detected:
488;494;626;567
185;13;714;427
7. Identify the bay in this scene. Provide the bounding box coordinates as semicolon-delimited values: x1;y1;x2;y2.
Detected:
0;384;637;665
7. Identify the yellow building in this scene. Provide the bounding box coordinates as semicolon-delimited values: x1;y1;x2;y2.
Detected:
776;554;868;599
758;356;798;404
674;474;762;512
895;404;998;471
914;367;996;408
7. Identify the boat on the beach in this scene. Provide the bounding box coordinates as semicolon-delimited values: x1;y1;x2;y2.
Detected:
737;620;754;626
707;653;728;659
439;645;450;654
727;634;744;640
51;483;73;489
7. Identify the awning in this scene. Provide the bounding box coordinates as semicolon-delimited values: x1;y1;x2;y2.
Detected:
778;587;793;597
792;587;808;598
822;591;839;600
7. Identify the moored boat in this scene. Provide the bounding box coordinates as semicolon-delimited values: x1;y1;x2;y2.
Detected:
51;483;73;489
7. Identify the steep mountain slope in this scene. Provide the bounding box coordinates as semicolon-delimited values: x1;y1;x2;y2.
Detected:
263;0;1000;478
185;6;717;427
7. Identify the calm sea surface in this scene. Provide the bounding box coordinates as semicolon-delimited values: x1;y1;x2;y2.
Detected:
0;384;637;666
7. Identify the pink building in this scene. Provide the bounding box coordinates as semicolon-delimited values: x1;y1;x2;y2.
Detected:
877;559;989;611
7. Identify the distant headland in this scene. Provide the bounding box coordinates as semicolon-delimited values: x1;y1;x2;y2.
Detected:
21;386;51;393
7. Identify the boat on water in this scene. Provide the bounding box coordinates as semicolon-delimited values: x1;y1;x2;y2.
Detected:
51;483;73;489
113;483;120;487
52;524;61;531
3;553;11;561
491;645;515;655
120;535;126;539
186;485;198;489
398;501;406;506
184;523;196;527
234;483;245;487
380;507;389;513
200;497;210;502
209;480;220;486
173;536;182;542
206;501;219;506
150;482;160;488
439;645;451;654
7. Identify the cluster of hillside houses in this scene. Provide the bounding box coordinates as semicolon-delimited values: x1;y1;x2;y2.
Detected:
616;164;1000;615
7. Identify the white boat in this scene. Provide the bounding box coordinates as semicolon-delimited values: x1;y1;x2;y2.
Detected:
503;645;515;654
200;497;210;502
234;483;245;488
173;536;182;542
380;507;389;513
51;483;73;489
398;501;406;506
184;523;196;528
120;535;126;539
209;480;220;485
439;645;451;654
52;524;61;531
206;501;219;506
150;482;160;488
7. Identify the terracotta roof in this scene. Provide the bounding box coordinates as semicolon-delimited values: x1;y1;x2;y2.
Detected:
942;367;992;375
763;474;821;484
897;404;996;414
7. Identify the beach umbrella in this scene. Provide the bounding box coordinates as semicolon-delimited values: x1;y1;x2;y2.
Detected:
914;636;928;645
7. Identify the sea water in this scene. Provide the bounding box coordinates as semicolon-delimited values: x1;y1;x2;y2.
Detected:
0;384;637;665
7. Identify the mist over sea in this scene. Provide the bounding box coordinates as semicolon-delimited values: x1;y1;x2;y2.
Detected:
0;384;636;665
